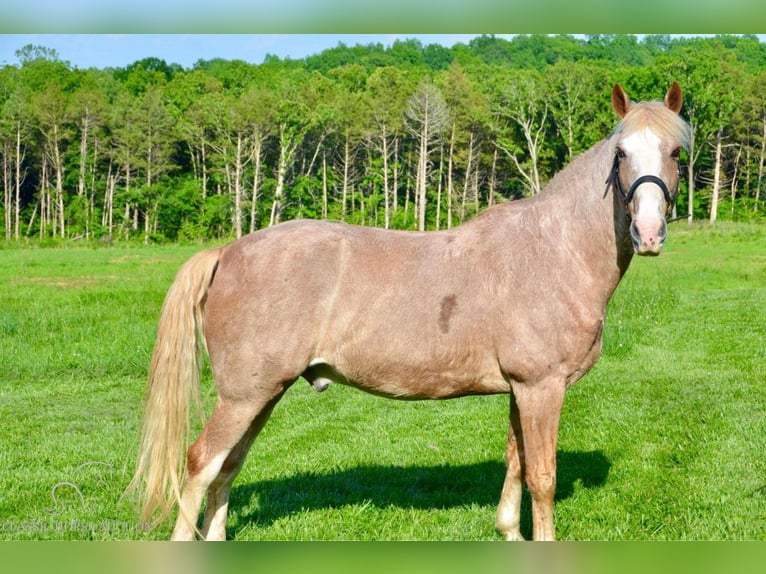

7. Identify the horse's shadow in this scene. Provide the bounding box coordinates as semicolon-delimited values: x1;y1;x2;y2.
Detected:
229;449;610;540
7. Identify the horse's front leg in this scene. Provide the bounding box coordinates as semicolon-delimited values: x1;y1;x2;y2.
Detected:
496;393;525;541
510;378;566;541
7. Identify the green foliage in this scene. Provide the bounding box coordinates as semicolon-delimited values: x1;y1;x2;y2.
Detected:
1;35;765;244
155;177;205;240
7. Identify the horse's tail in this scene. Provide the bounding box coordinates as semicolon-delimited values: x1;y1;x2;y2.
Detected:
128;247;221;526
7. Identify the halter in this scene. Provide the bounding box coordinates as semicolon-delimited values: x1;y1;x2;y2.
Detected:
607;152;680;216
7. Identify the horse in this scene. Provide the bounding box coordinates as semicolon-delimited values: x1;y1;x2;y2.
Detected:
130;82;690;541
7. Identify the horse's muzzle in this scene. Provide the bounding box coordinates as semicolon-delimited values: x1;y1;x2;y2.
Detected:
630;217;667;256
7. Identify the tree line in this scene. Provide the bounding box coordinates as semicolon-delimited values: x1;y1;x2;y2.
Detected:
2;34;765;244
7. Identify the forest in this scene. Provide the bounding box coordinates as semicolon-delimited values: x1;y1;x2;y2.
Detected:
1;34;765;244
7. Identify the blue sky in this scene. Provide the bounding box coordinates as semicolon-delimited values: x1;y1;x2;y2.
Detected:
0;34;505;69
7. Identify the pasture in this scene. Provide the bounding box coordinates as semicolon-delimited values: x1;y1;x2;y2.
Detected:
0;222;764;541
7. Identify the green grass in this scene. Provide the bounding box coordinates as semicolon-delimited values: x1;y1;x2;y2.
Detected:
0;223;764;540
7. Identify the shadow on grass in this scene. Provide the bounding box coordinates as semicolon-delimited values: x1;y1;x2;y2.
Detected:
230;449;609;539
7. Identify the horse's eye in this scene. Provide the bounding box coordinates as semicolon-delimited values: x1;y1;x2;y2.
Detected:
616;148;626;160
671;147;681;160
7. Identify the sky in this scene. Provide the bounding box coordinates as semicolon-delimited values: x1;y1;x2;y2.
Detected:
0;34;509;70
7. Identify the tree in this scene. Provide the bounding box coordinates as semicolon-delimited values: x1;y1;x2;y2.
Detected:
365;66;411;228
1;35;764;244
239;84;276;233
168;71;225;210
665;42;744;223
439;61;490;227
134;86;177;242
545;61;611;162
115;57;179;95
0;68;32;240
405;80;449;231
69;79;107;238
751;72;766;211
32;82;71;237
492;69;550;197
109;89;143;239
269;72;313;226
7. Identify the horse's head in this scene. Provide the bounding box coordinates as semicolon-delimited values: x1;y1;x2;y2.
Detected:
610;82;691;256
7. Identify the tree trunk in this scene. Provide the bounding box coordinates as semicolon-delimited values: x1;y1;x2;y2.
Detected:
341;129;351;221
710;127;723;224
488;147;498;207
393;136;399;220
249;133;263;233
270;123;298;227
435;143;444;230
14;121;23;240
201;142;208;206
3;142;10;240
460;132;476;222
78;118;88;198
687;123;697;223
233;133;243;238
87;136;99;239
730;144;742;216
322;152;328;220
417;117;428;231
40;154;49;238
381;124;390;229
446;122;456;230
103;162;116;238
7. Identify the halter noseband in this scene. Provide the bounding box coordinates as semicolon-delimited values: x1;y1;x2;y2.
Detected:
608;152;680;215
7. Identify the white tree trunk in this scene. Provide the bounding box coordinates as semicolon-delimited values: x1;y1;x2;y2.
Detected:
710;127;723;224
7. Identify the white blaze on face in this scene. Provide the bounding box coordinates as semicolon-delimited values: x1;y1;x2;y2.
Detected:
620;127;668;255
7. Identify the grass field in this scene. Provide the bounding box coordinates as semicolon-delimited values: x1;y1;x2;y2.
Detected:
0;222;764;541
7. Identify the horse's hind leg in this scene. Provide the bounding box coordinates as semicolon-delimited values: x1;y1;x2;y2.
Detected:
171;392;285;541
199;400;280;541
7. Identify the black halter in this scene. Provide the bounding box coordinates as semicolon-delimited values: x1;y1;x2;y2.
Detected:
607;152;680;215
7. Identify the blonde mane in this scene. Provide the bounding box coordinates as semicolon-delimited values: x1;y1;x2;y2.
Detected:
613;100;692;151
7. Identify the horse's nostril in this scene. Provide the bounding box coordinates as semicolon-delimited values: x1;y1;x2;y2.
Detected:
658;219;668;241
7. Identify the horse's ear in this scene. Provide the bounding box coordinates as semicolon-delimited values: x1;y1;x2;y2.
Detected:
611;84;631;118
664;81;683;114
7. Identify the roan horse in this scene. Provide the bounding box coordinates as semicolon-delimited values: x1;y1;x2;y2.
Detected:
130;83;690;541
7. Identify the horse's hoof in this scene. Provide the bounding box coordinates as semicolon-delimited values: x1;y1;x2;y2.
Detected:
503;530;525;541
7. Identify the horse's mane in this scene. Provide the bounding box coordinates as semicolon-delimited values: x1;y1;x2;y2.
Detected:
612;101;692;151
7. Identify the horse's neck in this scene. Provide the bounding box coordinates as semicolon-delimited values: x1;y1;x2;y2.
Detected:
554;140;633;284
519;141;633;299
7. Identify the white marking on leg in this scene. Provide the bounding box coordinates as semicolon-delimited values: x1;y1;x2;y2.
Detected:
198;451;229;484
203;484;232;541
496;474;524;541
171;451;229;541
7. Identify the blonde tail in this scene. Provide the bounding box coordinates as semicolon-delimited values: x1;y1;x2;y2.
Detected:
129;247;221;527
